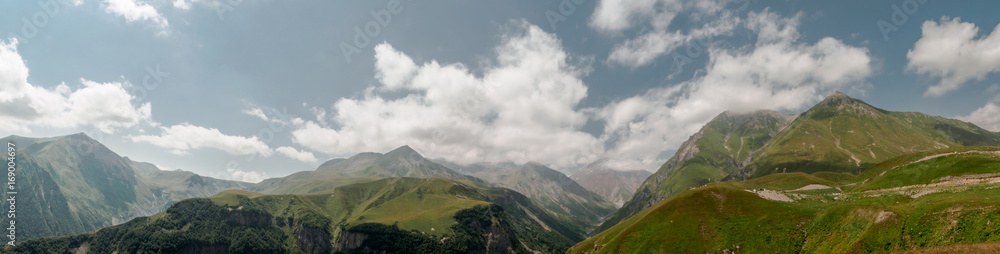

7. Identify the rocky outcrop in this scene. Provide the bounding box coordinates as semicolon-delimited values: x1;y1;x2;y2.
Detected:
294;223;331;254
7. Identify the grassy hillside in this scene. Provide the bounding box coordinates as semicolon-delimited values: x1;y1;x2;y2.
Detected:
594;92;1000;245
5;177;582;253
572;183;815;253
572;146;1000;253
737;92;1000;179
596;110;795;234
851;146;1000;192
251;146;480;195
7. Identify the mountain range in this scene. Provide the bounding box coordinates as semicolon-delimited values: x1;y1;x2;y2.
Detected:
0;134;251;241
6;91;1000;253
596;91;1000;234
461;162;617;229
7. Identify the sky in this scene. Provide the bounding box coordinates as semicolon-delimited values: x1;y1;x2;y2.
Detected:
2;0;1000;183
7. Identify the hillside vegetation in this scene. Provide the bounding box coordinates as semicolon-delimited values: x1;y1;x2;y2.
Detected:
602;92;1000;234
573;146;1000;253
597;110;796;234
5;177;582;253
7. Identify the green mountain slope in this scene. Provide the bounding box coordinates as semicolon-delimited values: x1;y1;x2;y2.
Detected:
7;177;584;253
571;147;1000;253
0;133;251;241
595;109;796;234
850;146;1000;192
570;159;651;208
472;162;618;230
598;92;1000;236
734;91;1000;179
257;149;609;238
251;146;480;194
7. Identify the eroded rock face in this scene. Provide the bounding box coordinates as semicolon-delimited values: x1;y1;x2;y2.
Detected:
334;231;368;251
295;223;332;254
484;219;515;254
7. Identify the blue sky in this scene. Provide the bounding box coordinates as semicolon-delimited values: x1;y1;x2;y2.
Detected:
2;0;1000;182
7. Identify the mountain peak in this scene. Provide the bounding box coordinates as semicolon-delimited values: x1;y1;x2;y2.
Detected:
385;145;421;158
62;132;100;143
523;161;547;168
808;90;884;119
828;91;848;99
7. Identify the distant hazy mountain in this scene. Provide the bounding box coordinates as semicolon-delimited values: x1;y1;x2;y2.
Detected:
10;177;586;253
250;145;482;194
460;162;616;232
570;159;651;208
433;160;518;176
0;133;251;240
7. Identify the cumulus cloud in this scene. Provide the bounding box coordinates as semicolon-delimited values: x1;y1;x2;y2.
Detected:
907;17;1000;97
593;0;745;68
289;13;871;171
172;0;191;9
0;38;152;133
608;12;740;68
293;21;602;169
129;123;272;156
226;166;267;183
275;146;317;163
103;0;168;27
596;10;872;170
958;103;1000;132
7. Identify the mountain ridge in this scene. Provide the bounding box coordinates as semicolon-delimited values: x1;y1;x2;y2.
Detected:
595;108;797;233
0;133;252;240
570;159;651;208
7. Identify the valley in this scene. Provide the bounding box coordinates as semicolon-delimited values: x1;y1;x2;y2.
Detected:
4;92;1000;254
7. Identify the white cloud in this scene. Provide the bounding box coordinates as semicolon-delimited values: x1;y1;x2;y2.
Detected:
226;167;267;183
242;107;269;121
608;12;740;68
375;43;418;90
291;14;871;171
746;10;800;45
958;103;1000;132
172;0;191;9
0;38;152;133
129;123;272;156
293;21;603;169
907;17;1000;97
276;146;318;163
597;10;872;170
592;0;743;68
103;0;168;27
590;0;677;33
